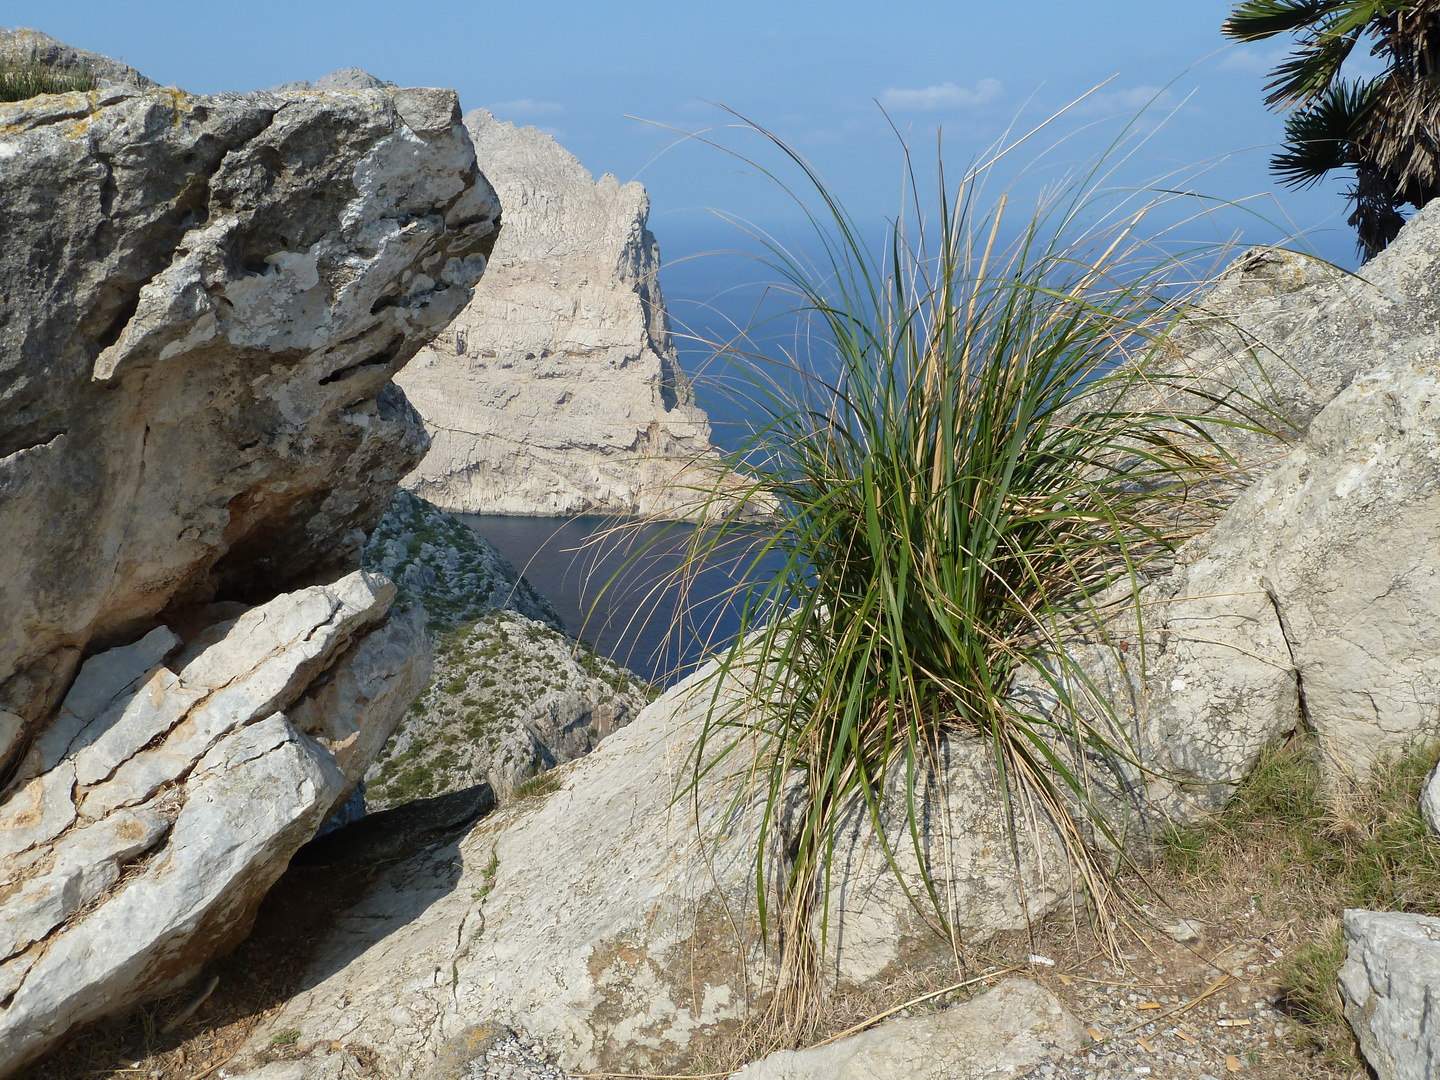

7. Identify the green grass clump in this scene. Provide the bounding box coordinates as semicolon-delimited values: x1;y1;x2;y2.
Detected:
645;114;1279;1030
0;59;97;102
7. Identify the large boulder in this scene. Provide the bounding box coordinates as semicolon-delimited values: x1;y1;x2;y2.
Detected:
396;108;721;517
0;571;432;1074
0;79;499;762
1338;909;1440;1080
0;52;498;1075
1114;328;1440;816
1015;208;1440;822
224;667;1065;1078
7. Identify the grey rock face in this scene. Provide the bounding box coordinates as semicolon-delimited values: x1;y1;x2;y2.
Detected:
397;109;722;518
271;67;397;94
0;572;429;1075
1127;346;1440;813
0;26;156;88
1338;909;1440;1080
226;664;1065;1078
1017;207;1440;821
0;80;498;758
729;978;1083;1079
1421;764;1440;835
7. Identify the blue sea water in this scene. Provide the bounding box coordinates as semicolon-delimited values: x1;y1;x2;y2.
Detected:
460;513;781;689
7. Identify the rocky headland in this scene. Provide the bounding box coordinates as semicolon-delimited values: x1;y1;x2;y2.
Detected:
396;109;723;518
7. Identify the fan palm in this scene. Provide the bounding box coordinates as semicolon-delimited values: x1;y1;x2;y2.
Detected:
1224;0;1440;258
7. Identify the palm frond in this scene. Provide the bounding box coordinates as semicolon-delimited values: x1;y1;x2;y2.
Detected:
1271;77;1383;185
1223;0;1349;41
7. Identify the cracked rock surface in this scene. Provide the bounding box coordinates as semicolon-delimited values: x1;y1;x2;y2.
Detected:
0;571;431;1075
222;665;1066;1079
0;76;499;758
1016;205;1440;824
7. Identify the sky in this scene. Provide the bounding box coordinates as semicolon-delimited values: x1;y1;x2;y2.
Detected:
7;0;1379;272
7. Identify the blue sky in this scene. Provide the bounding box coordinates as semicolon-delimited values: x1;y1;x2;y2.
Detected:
8;0;1375;271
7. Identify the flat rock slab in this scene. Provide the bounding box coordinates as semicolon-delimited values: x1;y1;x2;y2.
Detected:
1339;908;1440;1080
729;979;1083;1080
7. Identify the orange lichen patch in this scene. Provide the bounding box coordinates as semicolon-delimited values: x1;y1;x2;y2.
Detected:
2;775;51;832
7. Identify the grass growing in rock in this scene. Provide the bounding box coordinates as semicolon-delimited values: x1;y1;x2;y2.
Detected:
653;115;1279;1036
0;59;96;101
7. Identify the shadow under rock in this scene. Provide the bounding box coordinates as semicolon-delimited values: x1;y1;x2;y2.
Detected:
25;785;495;1080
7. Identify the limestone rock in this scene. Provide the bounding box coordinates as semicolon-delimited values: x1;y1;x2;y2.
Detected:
228;664;1064;1078
1421;764;1440;835
0;76;498;755
0;572;427;1074
1014;209;1440;821
1128;348;1440;812
1126;199;1440;478
1338;909;1440;1080
729;979;1083;1080
397;109;722;518
0;26;156;88
273;67;396;94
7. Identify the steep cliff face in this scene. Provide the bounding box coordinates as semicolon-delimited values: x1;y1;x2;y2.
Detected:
397;109;720;517
0;67;498;1074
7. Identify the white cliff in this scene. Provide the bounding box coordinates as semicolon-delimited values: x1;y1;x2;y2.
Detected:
397;109;720;518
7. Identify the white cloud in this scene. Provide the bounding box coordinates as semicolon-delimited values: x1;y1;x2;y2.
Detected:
1220;46;1288;74
492;98;565;117
1072;85;1175;115
879;78;1002;111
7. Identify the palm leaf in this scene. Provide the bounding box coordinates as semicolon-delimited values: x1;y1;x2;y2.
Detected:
1271;77;1383;185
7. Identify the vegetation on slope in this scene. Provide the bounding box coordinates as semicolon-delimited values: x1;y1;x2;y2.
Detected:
0;58;96;101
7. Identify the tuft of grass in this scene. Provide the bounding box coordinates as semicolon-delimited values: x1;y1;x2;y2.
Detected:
0;59;97;101
512;767;562;801
644;110;1278;1037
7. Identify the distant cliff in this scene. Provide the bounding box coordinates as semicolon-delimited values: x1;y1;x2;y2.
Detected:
397;109;722;517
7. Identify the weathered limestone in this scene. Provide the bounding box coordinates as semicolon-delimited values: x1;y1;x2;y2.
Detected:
1016;207;1440;820
397;109;721;517
0;77;499;762
0;572;430;1074
227;664;1065;1078
729;979;1084;1080
1125;346;1440;813
1338;909;1440;1080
